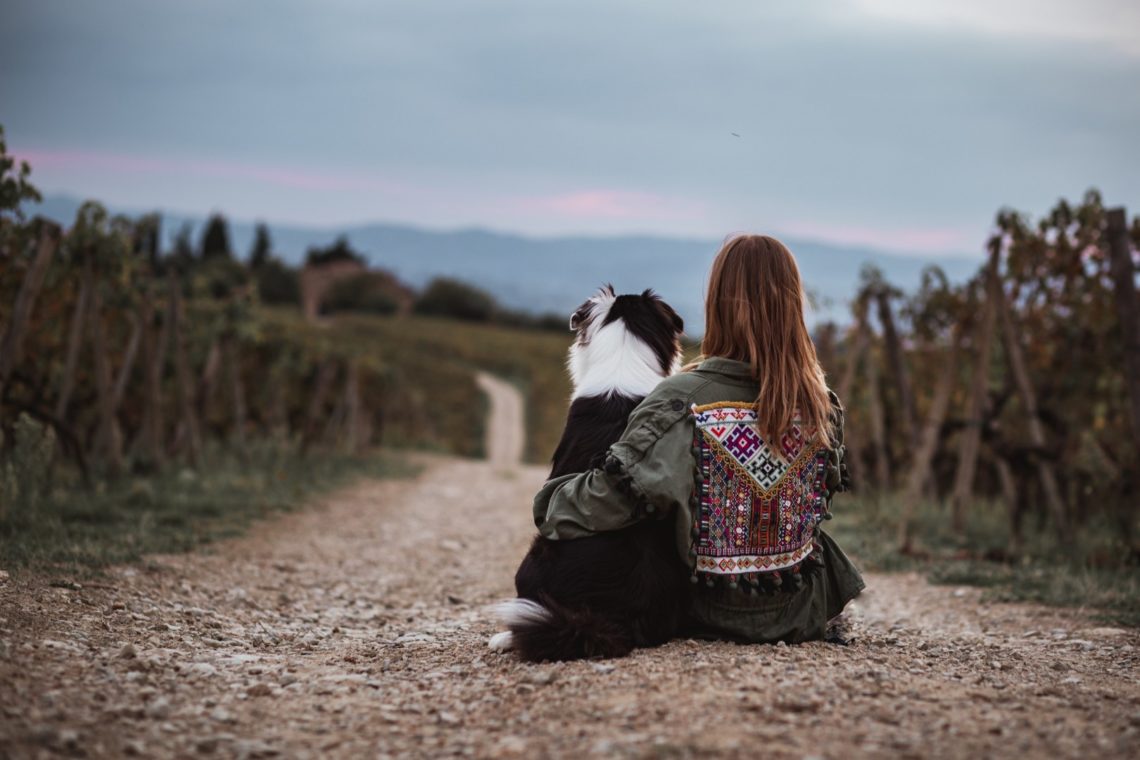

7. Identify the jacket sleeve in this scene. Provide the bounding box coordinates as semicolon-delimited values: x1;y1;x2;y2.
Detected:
824;389;851;501
533;396;696;540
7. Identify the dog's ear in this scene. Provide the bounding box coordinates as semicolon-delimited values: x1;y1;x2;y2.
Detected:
569;300;592;331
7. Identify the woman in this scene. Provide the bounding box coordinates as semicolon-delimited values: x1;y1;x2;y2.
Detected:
533;234;864;644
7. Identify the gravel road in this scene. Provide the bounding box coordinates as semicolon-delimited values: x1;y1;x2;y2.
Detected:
1;378;1138;759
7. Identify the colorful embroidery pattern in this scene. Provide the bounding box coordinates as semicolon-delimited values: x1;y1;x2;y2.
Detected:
692;402;828;578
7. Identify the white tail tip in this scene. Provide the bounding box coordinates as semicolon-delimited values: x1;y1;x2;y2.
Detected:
493;598;553;627
488;631;514;651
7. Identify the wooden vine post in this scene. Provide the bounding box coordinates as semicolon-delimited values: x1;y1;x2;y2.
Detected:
875;287;918;448
133;287;166;469
54;262;92;420
898;324;964;553
837;306;871;491
222;333;247;450
169;272;201;467
993;236;1070;543
0;222;60;402
1106;208;1140;449
949;240;1001;533
864;341;891;493
87;258;124;475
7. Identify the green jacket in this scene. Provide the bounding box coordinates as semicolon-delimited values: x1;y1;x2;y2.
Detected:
533;356;864;643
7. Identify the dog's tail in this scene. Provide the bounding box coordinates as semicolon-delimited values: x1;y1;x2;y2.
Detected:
492;596;633;662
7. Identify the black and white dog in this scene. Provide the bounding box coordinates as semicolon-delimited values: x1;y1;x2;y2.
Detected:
490;285;690;661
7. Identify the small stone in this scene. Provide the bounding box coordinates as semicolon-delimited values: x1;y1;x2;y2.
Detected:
439;539;462;552
145;697;171;719
246;683;273;697
438;711;460;725
210;707;235;723
0;570;9;583
119;643;138;659
590;663;616;674
526;669;557;685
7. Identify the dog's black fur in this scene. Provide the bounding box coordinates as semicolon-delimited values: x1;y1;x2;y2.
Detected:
498;287;690;662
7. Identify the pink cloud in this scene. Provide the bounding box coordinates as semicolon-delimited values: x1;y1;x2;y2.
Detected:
522;189;707;222
776;219;975;255
16;148;410;195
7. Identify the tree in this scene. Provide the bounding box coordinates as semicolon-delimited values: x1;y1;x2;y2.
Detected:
0;125;41;223
249;222;272;269
200;213;233;261
305;236;365;267
414;278;499;322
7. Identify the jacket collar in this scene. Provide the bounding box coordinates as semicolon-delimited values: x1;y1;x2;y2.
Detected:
695;356;755;381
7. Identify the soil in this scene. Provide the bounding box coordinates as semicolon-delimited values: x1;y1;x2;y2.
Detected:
1;378;1138;759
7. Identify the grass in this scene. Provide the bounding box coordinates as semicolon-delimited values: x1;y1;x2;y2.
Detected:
259;309;573;463
829;493;1140;627
0;440;411;576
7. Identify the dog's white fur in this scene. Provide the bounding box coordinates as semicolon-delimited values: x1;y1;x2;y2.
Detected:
567;287;678;400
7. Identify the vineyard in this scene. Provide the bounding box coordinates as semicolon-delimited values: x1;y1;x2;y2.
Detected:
0;128;573;570
816;192;1140;622
2;128;1140;622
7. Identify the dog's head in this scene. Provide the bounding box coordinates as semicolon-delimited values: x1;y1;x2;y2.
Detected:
567;284;684;398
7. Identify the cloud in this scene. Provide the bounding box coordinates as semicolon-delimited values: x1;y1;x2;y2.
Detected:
523;190;707;222
850;0;1140;56
776;220;974;256
17;149;410;195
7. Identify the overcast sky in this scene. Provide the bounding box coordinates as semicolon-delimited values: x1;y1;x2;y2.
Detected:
2;0;1138;256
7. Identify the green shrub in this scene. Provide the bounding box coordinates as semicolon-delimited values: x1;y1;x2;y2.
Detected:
0;414;56;524
255;259;300;305
414;278;498;322
323;273;400;315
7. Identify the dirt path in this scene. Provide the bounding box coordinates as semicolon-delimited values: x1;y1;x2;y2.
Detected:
474;372;525;468
2;381;1138;758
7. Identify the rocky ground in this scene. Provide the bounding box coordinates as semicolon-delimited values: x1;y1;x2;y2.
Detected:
1;378;1138;759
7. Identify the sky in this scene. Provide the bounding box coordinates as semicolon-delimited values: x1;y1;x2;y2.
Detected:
2;0;1138;257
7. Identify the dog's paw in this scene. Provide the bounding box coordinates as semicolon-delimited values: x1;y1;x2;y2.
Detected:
488;631;514;652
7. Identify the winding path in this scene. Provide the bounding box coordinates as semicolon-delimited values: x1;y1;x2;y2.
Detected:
0;375;1137;758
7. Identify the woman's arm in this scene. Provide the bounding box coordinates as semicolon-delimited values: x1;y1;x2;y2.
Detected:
532;395;696;540
824;389;851;501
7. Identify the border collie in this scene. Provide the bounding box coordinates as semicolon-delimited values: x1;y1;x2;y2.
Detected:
490;285;689;661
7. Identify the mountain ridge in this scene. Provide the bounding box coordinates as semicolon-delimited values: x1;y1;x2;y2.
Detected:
33;193;984;328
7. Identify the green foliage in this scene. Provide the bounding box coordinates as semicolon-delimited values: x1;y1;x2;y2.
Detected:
255;258;300;305
192;255;251;300
0;124;42;223
258;310;572;462
323;273;400;315
414;277;498;322
249;222;273;268
0;415;56;523
306;235;365;267
200;213;233;260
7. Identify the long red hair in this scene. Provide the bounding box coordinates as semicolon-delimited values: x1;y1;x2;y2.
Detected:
699;234;833;444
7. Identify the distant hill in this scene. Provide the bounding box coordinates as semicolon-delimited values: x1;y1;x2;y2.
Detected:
34;194;983;329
